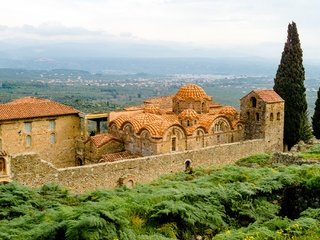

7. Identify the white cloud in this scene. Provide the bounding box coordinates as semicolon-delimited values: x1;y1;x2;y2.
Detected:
0;0;319;58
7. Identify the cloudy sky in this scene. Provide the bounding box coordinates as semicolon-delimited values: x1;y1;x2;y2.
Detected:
0;0;319;59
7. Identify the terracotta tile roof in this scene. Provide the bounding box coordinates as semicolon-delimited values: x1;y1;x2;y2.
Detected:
179;109;199;120
99;151;141;163
144;95;173;109
0;97;79;121
173;84;211;101
253;90;284;103
87;133;121;148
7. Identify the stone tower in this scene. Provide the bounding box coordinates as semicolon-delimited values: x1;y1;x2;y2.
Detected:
240;90;284;152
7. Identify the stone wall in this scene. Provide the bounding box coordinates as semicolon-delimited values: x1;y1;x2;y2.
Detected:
0;115;80;168
11;139;267;193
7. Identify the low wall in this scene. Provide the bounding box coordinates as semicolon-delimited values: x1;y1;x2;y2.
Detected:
11;139;267;193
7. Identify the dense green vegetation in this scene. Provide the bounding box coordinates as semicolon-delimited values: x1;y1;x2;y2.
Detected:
0;155;319;239
312;87;320;139
274;22;312;149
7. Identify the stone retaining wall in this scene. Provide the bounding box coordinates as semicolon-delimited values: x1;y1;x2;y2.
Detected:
11;139;267;193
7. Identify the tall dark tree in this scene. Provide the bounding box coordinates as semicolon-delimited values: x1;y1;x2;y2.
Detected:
273;21;310;149
312;87;320;138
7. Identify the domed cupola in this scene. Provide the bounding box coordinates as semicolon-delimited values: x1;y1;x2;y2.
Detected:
173;84;212;114
178;108;199;127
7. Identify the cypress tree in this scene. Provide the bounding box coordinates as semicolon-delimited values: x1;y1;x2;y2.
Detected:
312;87;320;138
273;22;310;149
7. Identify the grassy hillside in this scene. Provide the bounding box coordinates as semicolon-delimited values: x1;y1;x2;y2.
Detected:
0;154;319;239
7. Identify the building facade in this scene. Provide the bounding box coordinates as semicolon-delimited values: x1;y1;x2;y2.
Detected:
107;84;284;157
0;97;81;167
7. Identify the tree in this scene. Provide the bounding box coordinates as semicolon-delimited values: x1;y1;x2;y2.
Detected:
312;87;320;138
273;21;310;149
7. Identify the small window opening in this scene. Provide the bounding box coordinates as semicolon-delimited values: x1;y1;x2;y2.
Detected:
50;133;56;144
251;97;257;108
270;113;274;121
24;122;32;134
277;112;280;120
172;137;176;151
26;135;32;147
247;112;250;120
256;113;260;121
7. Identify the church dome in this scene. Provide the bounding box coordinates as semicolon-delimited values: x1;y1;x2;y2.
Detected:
218;106;238;116
178;108;199;120
174;84;211;101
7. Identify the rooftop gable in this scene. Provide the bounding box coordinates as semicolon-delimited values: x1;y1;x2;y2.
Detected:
241;90;284;103
0;97;79;121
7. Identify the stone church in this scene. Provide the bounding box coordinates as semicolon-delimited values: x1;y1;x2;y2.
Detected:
105;84;284;158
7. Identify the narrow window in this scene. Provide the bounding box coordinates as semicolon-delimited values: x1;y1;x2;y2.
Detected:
251;97;257;108
201;102;205;113
256;113;260;121
187;120;190;126
277;112;280;120
26;135;32;147
247;112;250;120
172;137;176;151
24;122;32;133
270;113;274;121
50;133;56;144
0;158;5;173
0;138;2;151
49;120;56;131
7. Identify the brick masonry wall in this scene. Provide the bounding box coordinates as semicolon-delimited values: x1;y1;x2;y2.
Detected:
11;139;267;193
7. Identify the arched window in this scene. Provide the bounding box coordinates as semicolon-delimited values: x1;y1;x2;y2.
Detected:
26;135;32;147
50;133;56;144
270;113;274;121
250;97;257;108
187;120;190;126
256;113;260;121
201;102;205;113
277;112;281;120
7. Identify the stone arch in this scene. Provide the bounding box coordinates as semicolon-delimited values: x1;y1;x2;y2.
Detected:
195;127;205;147
184;159;192;172
211;117;231;133
118;174;135;189
140;129;153;156
163;125;186;141
109;123;118;134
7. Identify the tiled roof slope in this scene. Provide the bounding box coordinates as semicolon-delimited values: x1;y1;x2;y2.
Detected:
253;90;284;103
144;95;173;109
88;133;121;148
99;151;141;163
0;97;79;121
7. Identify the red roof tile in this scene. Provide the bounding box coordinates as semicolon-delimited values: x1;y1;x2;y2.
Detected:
253;90;284;103
88;133;121;148
99;151;141;162
0;97;79;121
